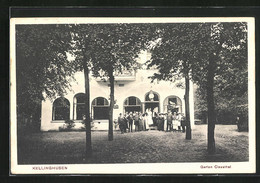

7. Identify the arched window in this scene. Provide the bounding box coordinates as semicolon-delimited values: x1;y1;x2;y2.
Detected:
73;93;86;120
91;97;109;120
163;95;182;113
145;90;159;101
52;97;70;120
123;96;142;113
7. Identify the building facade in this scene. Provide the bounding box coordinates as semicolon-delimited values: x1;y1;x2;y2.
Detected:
41;68;195;131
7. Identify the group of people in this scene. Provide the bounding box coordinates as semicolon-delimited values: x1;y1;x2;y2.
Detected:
117;111;148;134
165;111;186;132
116;109;186;134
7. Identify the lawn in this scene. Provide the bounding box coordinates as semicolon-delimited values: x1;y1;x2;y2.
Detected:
17;124;248;164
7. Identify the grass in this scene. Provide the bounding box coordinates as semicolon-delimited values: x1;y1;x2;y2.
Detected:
17;124;248;164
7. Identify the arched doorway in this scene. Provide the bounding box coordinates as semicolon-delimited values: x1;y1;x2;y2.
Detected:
163;95;182;114
123;96;142;113
144;90;160;114
91;97;109;120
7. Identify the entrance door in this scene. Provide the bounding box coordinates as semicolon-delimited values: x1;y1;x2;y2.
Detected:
144;90;160;114
144;102;159;113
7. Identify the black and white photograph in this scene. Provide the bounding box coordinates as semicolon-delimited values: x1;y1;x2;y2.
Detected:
10;17;255;174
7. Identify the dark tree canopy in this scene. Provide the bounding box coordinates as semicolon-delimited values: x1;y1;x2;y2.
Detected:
16;24;76;118
193;23;248;123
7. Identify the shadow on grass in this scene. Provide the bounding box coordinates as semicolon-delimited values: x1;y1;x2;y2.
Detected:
17;126;249;164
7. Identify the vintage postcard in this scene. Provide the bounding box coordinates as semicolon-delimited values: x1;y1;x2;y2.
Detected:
10;17;255;174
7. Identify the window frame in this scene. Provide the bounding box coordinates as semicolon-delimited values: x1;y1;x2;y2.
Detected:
52;97;70;122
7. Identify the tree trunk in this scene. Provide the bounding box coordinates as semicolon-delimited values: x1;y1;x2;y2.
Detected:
207;59;216;154
108;74;115;141
83;63;92;158
185;75;192;140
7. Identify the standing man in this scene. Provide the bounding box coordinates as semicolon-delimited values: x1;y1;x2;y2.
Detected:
180;113;186;133
123;113;128;133
138;112;143;131
128;112;133;132
177;113;182;132
166;110;173;132
134;112;139;132
158;113;164;131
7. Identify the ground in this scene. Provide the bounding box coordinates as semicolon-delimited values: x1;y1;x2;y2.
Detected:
17;125;248;164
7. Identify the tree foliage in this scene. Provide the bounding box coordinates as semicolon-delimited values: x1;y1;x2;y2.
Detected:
193;23;248;123
145;22;248;153
16;25;76;121
88;24;150;141
146;23;207;140
68;24;151;141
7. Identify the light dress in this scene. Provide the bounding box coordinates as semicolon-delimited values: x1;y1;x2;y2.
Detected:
147;110;154;125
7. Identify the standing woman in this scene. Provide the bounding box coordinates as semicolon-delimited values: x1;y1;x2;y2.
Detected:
147;108;153;127
172;112;178;131
177;113;182;132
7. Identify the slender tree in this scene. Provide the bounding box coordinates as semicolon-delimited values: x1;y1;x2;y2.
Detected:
191;22;247;154
90;24;149;141
68;24;97;157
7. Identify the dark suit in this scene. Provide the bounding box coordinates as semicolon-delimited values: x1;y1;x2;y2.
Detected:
127;115;133;132
166;114;173;132
181;116;186;133
118;116;124;134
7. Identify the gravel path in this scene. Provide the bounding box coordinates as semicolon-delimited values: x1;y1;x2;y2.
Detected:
18;125;248;164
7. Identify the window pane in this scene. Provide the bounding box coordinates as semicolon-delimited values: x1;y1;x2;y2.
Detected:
55;106;70;120
153;94;159;101
145;93;159;101
104;98;109;105
54;98;69;107
97;97;105;106
169;97;177;104
76;94;85;103
136;98;141;105
76;104;85;120
53;97;70;120
145;94;150;101
125;106;141;113
93;107;109;119
129;97;136;105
